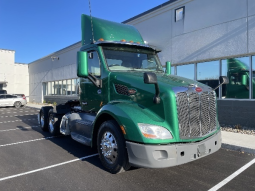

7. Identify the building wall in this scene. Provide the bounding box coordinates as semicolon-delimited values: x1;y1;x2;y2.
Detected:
29;42;81;103
0;49;29;98
126;0;255;65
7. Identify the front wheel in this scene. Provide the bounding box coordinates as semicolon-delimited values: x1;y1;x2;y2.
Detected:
97;120;130;174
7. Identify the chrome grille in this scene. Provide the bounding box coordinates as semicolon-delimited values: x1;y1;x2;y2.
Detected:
176;91;217;139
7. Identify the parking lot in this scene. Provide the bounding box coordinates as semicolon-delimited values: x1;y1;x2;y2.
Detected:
0;106;254;191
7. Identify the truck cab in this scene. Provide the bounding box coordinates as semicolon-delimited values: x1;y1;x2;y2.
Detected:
39;14;227;174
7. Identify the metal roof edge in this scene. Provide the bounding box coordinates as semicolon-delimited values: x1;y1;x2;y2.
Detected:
29;41;81;65
122;0;178;24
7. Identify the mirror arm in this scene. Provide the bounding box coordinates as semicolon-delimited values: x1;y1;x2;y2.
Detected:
88;73;102;88
213;83;224;91
153;84;160;104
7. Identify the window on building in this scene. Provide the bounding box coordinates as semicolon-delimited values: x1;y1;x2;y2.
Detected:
175;7;185;22
88;51;101;76
177;64;194;80
171;66;175;75
197;61;219;97
222;57;250;99
76;78;80;95
51;82;55;95
47;82;51;95
66;79;72;95
62;80;67;95
71;79;76;95
58;80;62;95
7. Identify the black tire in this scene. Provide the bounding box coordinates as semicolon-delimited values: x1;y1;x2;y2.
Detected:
14;101;21;108
39;106;53;131
97;120;130;174
48;109;61;135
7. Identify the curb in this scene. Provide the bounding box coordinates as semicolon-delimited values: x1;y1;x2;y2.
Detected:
222;143;255;155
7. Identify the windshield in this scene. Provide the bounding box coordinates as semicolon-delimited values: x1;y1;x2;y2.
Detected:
102;46;163;72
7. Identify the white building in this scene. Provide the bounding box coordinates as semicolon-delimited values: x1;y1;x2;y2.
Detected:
0;49;29;98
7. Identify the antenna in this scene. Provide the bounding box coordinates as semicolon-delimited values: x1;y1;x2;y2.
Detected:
88;0;95;43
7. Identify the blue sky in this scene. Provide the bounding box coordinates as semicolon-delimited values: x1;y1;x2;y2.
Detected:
0;0;168;64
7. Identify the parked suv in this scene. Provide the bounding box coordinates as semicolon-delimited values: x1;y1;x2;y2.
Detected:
0;94;27;108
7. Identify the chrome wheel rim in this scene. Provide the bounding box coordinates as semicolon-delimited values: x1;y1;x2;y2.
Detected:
49;116;54;132
100;131;118;164
40;112;44;128
15;102;21;108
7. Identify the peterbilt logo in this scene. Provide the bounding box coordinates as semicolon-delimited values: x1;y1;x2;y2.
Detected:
195;87;202;92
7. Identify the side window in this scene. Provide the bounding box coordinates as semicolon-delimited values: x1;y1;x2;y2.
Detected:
0;95;5;99
88;51;100;76
6;95;12;98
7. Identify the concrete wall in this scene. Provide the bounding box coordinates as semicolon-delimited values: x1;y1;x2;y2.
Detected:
29;42;81;103
0;49;29;98
126;0;255;65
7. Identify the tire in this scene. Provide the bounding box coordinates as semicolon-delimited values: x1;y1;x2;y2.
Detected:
97;120;130;174
14;101;21;108
39;106;53;131
48;109;61;135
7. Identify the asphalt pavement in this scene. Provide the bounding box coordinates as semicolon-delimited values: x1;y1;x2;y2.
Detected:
0;104;254;191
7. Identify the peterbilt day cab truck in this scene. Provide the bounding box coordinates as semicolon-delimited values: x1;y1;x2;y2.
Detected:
39;14;228;174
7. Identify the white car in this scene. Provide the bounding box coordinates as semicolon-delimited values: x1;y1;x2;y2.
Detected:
0;94;27;108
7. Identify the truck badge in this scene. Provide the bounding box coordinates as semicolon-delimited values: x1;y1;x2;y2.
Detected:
195;87;202;92
97;89;102;94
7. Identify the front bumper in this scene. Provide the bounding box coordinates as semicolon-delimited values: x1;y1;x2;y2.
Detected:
126;131;221;168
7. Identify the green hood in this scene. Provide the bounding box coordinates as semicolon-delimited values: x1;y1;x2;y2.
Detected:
109;71;211;120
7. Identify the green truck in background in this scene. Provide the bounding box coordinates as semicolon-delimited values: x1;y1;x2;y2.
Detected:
39;14;228;174
223;58;254;99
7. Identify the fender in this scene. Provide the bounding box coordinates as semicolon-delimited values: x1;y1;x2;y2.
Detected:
92;100;173;145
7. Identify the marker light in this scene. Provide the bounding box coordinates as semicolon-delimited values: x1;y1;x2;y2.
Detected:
129;40;134;43
121;39;126;42
136;42;140;44
98;38;104;41
138;123;173;139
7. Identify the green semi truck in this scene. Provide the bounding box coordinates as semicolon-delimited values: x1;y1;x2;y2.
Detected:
39;14;228;174
223;58;253;99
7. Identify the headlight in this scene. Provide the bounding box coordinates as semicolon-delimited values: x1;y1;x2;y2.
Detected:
138;123;173;139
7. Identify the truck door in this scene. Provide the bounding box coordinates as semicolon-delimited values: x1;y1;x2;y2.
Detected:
80;50;103;112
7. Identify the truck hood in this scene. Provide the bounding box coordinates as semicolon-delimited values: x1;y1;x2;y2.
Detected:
110;71;211;93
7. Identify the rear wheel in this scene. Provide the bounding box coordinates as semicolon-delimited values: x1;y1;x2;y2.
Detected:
14;101;21;108
39;106;53;131
48;110;61;135
97;120;130;174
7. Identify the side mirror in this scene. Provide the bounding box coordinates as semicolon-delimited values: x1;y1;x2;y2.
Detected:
144;72;160;104
214;76;229;91
77;51;88;77
144;72;157;84
166;61;171;75
219;76;229;85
